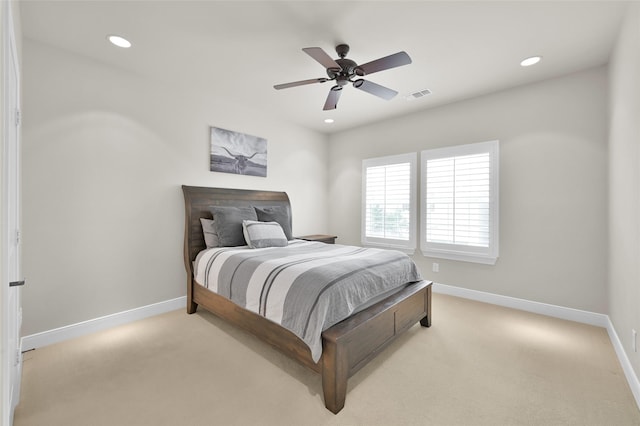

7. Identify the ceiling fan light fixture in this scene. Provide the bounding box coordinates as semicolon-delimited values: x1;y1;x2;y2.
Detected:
324;118;334;124
107;34;132;48
520;56;541;67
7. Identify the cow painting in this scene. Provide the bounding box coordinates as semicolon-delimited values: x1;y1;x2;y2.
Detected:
210;127;267;177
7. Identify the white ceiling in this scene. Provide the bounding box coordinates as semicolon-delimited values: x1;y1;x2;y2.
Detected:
19;1;629;134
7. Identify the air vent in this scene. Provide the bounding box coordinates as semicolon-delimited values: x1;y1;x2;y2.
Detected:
406;89;432;100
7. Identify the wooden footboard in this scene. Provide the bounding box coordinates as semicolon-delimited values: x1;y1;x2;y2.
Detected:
321;280;431;413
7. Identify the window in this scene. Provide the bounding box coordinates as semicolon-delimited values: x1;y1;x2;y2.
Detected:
362;153;417;252
421;140;499;264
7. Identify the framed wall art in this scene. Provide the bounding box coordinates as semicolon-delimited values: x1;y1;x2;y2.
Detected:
210;126;267;177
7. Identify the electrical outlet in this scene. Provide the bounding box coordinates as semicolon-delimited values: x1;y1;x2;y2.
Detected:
633;329;637;352
432;262;439;273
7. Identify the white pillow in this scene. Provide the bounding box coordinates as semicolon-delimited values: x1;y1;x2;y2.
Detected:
242;220;288;249
200;218;219;248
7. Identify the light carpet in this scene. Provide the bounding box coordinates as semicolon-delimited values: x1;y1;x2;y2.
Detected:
14;293;640;426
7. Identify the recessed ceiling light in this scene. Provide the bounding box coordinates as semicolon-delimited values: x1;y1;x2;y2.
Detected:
107;35;132;48
520;56;541;67
324;118;334;124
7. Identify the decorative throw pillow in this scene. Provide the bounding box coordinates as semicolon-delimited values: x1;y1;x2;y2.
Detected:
253;205;293;240
242;220;288;249
199;218;219;248
210;206;258;247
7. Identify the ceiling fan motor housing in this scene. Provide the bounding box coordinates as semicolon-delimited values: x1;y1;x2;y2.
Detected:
328;58;359;85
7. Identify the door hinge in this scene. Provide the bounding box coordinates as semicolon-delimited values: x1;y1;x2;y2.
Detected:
16;229;20;245
15;349;21;366
15;109;21;126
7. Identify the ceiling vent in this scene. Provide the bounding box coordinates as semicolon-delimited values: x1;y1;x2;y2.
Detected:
406;89;432;100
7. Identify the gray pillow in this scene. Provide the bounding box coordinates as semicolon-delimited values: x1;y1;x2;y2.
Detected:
210;206;258;247
242;220;288;249
199;218;219;248
254;205;293;240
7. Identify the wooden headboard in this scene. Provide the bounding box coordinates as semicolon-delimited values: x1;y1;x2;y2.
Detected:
181;185;291;313
181;185;291;271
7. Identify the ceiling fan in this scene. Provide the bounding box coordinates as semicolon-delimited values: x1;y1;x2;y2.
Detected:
274;44;412;111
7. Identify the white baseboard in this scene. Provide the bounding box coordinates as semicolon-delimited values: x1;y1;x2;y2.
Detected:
432;283;639;410
432;283;609;327
606;316;640;409
21;296;186;351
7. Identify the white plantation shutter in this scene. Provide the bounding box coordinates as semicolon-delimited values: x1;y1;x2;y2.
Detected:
426;153;490;246
421;141;499;264
362;153;417;252
365;163;410;239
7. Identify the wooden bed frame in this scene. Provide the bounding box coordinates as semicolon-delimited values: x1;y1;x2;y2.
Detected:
182;185;432;414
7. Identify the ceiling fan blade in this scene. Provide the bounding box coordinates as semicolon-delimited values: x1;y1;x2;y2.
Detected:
323;87;343;110
353;79;398;100
274;78;328;90
355;51;412;76
303;47;341;70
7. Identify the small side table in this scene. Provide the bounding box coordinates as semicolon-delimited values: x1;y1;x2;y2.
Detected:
296;234;337;244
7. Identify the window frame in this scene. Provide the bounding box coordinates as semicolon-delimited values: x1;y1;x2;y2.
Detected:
361;152;417;253
420;140;499;265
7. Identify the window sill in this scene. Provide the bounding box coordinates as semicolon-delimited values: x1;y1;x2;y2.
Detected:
420;249;497;265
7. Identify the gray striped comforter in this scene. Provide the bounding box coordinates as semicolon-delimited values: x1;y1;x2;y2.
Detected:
194;240;422;362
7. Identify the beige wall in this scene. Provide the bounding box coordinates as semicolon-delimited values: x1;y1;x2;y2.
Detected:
609;2;640;383
328;67;609;313
21;39;328;336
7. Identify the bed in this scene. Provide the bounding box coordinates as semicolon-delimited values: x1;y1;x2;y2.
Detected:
182;185;432;413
